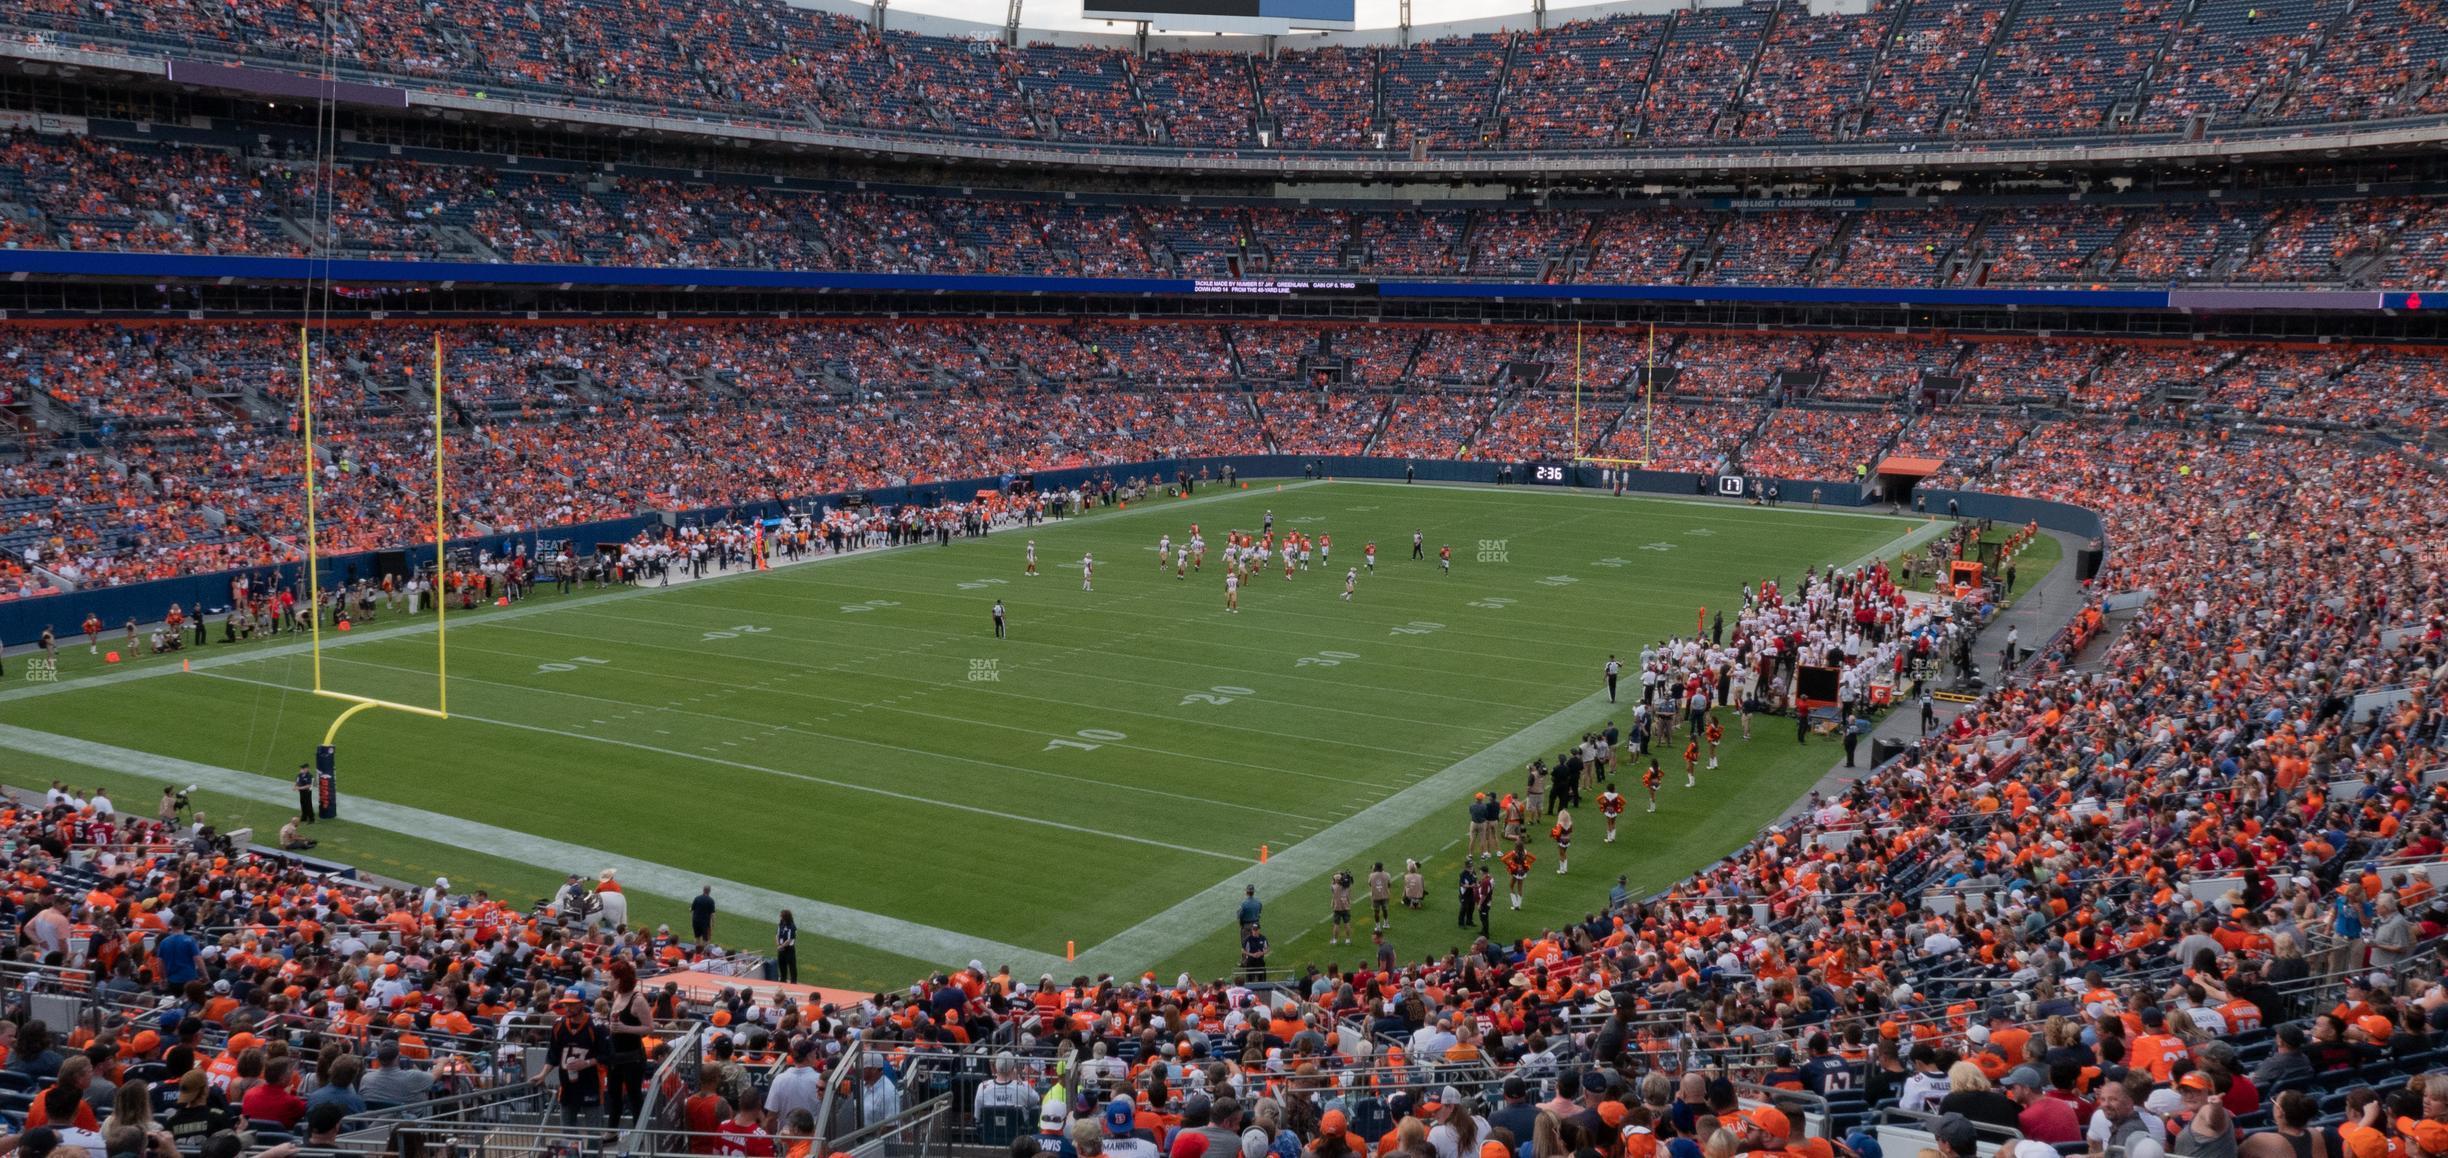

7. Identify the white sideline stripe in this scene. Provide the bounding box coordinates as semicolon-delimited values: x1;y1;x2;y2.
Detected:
0;478;1331;708
188;669;1254;865
1072;513;1956;972
0;723;1069;975
1073;686;1614;972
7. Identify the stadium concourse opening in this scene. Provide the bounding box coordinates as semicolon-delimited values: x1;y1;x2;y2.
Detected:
0;1;2441;1153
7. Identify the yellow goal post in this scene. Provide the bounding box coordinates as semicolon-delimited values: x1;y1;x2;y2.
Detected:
297;327;450;808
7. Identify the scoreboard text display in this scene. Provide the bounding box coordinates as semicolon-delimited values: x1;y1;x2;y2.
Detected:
1528;462;1570;485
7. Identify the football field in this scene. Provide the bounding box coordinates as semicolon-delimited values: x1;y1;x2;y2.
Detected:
0;480;1938;987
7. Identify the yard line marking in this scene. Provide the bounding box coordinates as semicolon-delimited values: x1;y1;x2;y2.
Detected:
481;621;1459;763
410;644;1372;792
0;722;1068;974
0;478;1331;706
567;608;1529;729
189;669;1253;865
1072;686;1617;972
314;653;1337;822
1074;510;1951;973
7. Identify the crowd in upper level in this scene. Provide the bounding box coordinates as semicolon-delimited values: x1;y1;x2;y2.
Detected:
2;132;2444;290
8;0;2448;154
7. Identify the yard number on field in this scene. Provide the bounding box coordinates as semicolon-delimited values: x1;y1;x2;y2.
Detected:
1181;684;1256;706
1046;728;1128;752
1466;596;1516;610
701;624;772;641
1535;575;1578;587
840;600;901;613
1389;620;1445;636
535;656;611;675
1294;650;1360;667
957;578;1009;590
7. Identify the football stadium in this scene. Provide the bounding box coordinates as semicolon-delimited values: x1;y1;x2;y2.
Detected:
0;0;2440;1153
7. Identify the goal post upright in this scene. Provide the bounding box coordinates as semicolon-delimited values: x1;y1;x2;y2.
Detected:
299;326;452;818
1569;321;1658;472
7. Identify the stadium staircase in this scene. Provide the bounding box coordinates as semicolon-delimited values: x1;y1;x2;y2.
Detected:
1839;0;1921;139
1476;34;1520;144
2110;0;2203;128
1356;388;1402;455
1940;0;2027;133
2254;0;2362;119
1713;0;1786;138
1244;55;1274;145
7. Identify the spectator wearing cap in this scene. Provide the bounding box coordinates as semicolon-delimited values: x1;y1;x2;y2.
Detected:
1102;1097;1160;1158
1427;1088;1489;1158
767;1038;823;1127
2000;1068;2078;1144
2131;1008;2192;1084
1310;1110;1364;1158
856;1054;900;1128
539;990;612;1126
2399;1116;2448;1158
358;1039;434;1106
1035;1097;1077;1158
1175;1093;1234;1158
2171;1071;2234;1158
2336;1124;2388;1158
2249;1025;2311;1089
1734;1105;1791;1156
1489;1078;1540;1146
1929;1114;1981;1158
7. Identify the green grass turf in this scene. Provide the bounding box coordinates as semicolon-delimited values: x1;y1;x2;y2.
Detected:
0;480;1921;987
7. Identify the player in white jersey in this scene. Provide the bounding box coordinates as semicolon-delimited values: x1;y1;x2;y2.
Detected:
1224;571;1240;613
1158;535;1171;570
1025;541;1037;576
1342;567;1357;601
1081;553;1094;591
1174;544;1188;579
1190;534;1205;570
1284;544;1297;580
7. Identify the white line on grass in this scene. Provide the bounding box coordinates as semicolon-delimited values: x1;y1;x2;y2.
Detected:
0;479;1331;708
0;722;1070;974
1071;512;1958;972
187;668;1256;864
315;652;1336;825
410;644;1379;792
1072;686;1614;972
476;620;1466;763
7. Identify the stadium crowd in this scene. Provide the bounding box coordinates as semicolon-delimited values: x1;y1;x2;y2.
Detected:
5;320;2439;596
14;0;2426;153
0;398;2441;1158
0;131;2443;291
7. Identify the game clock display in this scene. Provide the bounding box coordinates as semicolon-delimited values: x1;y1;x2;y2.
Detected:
1527;462;1571;485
